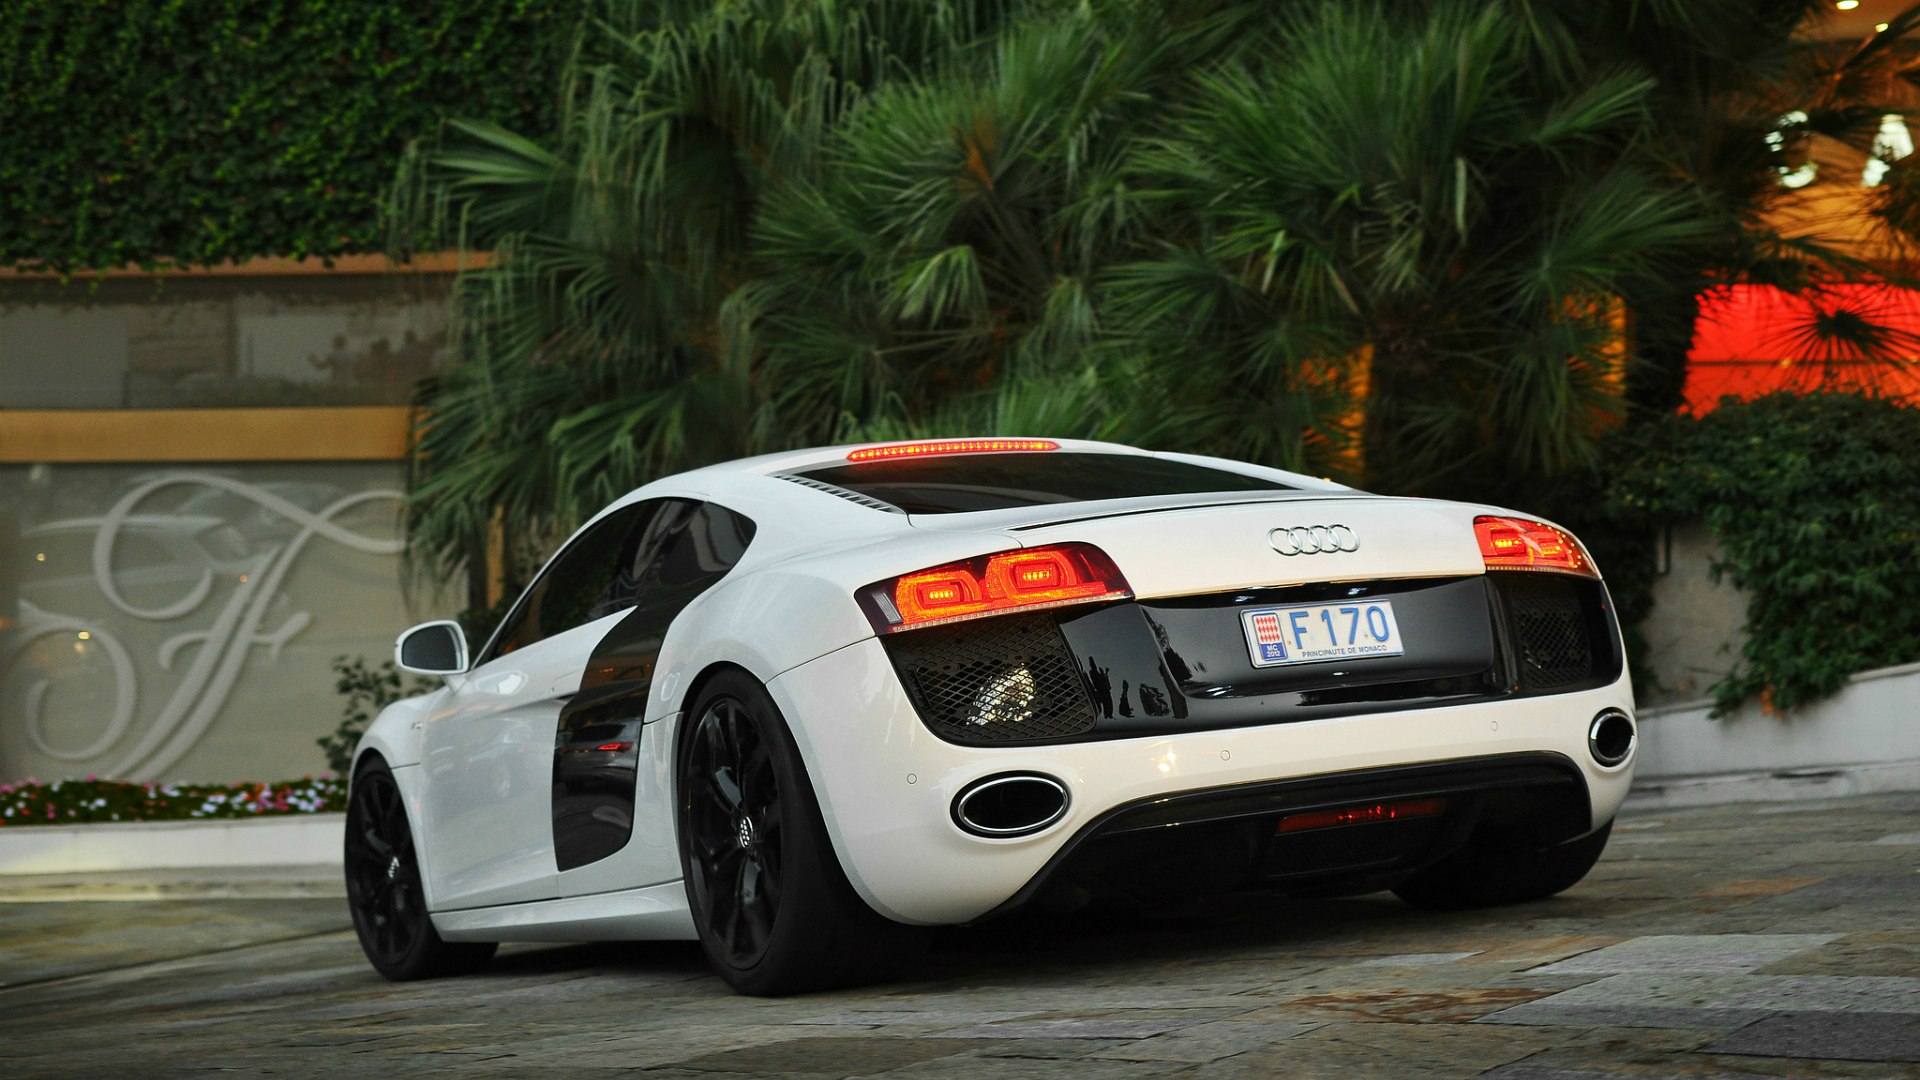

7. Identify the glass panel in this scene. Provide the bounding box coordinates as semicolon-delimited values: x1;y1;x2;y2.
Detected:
798;452;1293;514
0;274;451;408
0;462;451;783
487;501;672;661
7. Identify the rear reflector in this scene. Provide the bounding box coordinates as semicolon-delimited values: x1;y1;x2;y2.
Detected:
847;439;1059;463
1277;797;1446;834
1474;516;1596;577
859;542;1131;633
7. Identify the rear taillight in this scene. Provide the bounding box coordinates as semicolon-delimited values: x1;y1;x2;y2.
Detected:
860;543;1131;633
1474;515;1596;577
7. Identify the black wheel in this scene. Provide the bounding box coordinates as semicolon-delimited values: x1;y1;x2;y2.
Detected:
1393;821;1613;911
676;671;927;995
345;757;497;980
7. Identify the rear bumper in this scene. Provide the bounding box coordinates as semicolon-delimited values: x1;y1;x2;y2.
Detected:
769;635;1634;925
983;752;1590;917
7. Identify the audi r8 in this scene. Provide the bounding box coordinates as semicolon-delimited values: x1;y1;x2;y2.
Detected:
347;438;1636;995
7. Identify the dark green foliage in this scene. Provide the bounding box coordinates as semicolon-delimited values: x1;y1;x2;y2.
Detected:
318;656;437;774
1583;393;1920;714
0;1;579;272
395;0;1027;594
1114;1;1712;494
355;0;1920;717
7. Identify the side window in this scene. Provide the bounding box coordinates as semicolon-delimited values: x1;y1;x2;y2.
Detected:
586;500;698;621
646;501;757;592
485;501;676;661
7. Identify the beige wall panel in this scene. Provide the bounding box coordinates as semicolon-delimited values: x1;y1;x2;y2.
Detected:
0;408;411;463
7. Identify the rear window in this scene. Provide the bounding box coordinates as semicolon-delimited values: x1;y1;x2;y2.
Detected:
795;452;1292;514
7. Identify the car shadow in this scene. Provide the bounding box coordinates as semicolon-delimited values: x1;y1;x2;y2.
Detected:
438;886;1571;993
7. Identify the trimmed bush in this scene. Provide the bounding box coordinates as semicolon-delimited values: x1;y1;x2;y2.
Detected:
0;0;579;272
0;776;345;826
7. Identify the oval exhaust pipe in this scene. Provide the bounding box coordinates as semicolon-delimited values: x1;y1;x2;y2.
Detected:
953;773;1069;838
1589;708;1636;767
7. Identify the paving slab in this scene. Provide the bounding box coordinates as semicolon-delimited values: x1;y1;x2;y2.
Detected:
1;792;1919;1076
1703;1011;1920;1063
1527;934;1841;975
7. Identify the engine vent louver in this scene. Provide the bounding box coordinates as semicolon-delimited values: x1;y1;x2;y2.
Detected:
882;615;1097;744
770;473;906;513
1498;574;1595;691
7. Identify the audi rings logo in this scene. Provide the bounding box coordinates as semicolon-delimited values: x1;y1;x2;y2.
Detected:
1269;524;1360;556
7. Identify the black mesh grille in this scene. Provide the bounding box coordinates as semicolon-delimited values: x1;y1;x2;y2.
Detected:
1502;575;1594;690
883;615;1096;744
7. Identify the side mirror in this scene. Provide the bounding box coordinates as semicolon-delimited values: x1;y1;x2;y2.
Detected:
395;620;468;676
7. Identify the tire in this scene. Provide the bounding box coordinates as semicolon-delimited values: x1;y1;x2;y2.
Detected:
676;671;928;995
345;756;498;980
1393;821;1613;911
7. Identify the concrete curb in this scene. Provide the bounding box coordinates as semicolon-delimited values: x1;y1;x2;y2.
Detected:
1626;758;1920;810
1634;661;1920;780
0;864;344;903
0;814;344;876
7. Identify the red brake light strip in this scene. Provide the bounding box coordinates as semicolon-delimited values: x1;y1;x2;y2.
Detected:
1277;797;1446;834
847;439;1060;463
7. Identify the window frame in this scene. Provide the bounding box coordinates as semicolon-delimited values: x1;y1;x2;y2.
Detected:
472;498;683;667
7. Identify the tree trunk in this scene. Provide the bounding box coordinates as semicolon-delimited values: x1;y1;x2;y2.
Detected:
1360;336;1442;496
1623;283;1703;421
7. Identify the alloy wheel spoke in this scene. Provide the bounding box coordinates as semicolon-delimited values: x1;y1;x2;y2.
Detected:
684;693;792;968
708;767;743;814
707;844;745;885
347;773;424;964
756;801;783;843
718;855;748;958
362;827;394;860
708;705;738;773
737;860;768;945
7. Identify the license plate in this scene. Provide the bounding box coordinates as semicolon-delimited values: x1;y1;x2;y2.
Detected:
1241;600;1405;668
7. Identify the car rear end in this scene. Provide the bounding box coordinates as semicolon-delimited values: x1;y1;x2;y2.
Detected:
759;442;1635;925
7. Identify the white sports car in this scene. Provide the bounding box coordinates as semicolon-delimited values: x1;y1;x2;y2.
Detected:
349;438;1636;994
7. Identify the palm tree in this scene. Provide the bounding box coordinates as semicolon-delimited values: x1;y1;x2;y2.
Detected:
1103;0;1920;497
1585;0;1920;417
1107;2;1711;497
747;6;1190;447
395;0;1920;614
390;0;1016;610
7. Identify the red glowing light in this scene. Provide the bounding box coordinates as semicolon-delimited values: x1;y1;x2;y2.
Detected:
1474;516;1595;577
873;543;1131;632
1277;798;1447;834
1685;284;1920;414
846;439;1060;463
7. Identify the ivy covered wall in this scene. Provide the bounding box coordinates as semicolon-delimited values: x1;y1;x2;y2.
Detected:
1591;392;1920;715
0;1;580;273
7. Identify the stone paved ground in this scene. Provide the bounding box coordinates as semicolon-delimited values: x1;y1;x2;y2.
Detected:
2;793;1919;1077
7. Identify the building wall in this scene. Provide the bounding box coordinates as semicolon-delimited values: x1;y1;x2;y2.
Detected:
1639;524;1749;706
0;262;457;783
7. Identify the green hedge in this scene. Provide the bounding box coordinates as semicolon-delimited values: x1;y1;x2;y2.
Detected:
0;1;580;273
1592;392;1920;714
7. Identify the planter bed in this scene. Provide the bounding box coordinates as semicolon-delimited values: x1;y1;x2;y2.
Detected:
0;813;345;876
1631;660;1920;807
